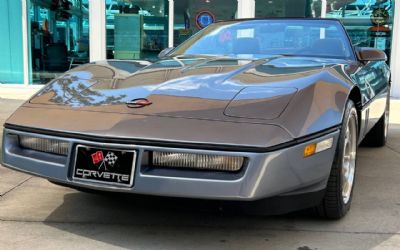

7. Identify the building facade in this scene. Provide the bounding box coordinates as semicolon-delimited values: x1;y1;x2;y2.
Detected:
0;0;399;95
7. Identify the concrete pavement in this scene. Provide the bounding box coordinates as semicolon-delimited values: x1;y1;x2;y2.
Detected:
0;98;399;250
0;85;43;100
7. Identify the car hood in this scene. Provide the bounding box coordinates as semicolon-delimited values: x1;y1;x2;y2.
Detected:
8;56;352;147
27;56;345;122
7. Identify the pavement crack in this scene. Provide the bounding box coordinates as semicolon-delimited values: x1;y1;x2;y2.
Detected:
385;144;400;156
0;177;33;197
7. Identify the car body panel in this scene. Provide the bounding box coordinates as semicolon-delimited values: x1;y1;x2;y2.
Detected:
354;60;391;135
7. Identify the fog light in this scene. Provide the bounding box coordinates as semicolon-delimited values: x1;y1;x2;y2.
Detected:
304;138;334;157
152;151;244;172
19;136;69;156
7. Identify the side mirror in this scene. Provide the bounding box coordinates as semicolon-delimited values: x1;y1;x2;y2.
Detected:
158;47;175;59
356;47;387;62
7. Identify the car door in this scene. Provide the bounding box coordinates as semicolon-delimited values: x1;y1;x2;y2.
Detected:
354;60;390;136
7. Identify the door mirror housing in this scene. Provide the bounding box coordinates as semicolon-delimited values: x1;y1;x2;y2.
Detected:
158;47;175;59
356;47;387;62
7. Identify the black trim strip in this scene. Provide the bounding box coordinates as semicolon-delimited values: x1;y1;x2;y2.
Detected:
4;123;341;153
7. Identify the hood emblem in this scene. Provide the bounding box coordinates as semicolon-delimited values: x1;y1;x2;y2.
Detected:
126;98;153;108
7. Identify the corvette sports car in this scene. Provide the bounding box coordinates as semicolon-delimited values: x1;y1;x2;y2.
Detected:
2;19;390;219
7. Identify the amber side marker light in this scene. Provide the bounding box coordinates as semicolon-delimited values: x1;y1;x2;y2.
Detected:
304;138;334;158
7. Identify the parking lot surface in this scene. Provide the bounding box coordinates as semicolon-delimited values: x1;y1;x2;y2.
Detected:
0;98;399;250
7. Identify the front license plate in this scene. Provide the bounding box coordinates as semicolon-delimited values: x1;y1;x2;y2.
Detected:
73;145;136;187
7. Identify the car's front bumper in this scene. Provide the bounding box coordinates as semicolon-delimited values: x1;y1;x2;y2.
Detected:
2;128;339;202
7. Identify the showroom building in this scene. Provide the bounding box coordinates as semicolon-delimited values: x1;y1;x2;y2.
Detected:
1;0;399;95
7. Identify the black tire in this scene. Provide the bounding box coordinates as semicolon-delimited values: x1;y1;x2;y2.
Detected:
316;100;358;219
362;93;390;147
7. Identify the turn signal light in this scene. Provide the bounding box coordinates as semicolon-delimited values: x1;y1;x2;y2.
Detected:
304;144;317;157
304;138;334;158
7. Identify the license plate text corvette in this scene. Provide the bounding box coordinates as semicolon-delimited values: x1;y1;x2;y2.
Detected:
73;145;136;187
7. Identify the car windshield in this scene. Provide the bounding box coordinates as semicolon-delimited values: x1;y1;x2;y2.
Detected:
170;19;355;60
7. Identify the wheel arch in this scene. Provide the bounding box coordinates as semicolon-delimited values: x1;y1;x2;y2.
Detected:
348;86;362;134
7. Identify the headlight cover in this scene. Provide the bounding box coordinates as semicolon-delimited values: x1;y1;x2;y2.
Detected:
152;151;244;172
19;136;70;156
224;86;297;120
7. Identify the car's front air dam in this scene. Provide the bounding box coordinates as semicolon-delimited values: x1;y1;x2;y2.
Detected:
2;127;339;201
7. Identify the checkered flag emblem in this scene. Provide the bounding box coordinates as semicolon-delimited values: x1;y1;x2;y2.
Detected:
104;152;118;167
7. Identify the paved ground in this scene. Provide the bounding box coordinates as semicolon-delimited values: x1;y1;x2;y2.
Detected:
0;98;399;250
0;85;43;100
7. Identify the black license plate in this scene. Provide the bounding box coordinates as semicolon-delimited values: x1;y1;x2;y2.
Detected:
73;145;136;187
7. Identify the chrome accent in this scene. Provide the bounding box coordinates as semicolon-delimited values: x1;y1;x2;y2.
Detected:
384;104;389;139
342;113;357;204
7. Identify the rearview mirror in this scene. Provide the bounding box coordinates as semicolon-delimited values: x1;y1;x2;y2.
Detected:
356;47;387;62
158;47;175;59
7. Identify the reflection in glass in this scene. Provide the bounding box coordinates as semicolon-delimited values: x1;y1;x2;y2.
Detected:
325;0;394;62
29;0;89;84
171;20;355;60
173;0;237;46
105;0;169;61
254;0;394;63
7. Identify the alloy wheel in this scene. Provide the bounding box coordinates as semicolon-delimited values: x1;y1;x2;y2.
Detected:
342;114;357;204
384;107;390;139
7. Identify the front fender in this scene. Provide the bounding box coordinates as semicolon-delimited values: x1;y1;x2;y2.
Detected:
274;68;352;138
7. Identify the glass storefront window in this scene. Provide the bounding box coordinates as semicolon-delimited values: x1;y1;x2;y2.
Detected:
29;0;89;84
0;0;397;86
255;0;314;18
105;0;169;61
0;0;24;84
174;0;237;46
106;0;238;61
325;0;394;62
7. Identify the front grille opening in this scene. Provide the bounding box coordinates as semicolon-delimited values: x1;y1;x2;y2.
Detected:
18;135;70;156
151;151;244;172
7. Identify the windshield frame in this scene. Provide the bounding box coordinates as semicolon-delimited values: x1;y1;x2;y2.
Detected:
169;18;357;61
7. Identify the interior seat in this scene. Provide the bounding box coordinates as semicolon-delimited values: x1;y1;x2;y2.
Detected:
312;38;345;57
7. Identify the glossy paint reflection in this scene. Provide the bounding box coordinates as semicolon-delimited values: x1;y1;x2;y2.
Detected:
16;54;389;141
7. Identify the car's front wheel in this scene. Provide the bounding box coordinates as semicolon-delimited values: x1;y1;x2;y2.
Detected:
316;100;358;219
